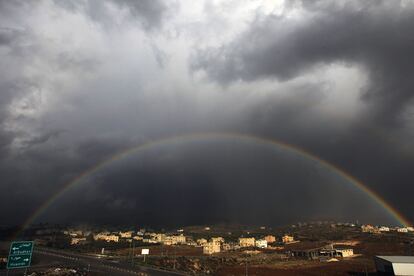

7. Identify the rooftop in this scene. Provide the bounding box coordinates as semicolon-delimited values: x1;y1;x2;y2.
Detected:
376;256;414;263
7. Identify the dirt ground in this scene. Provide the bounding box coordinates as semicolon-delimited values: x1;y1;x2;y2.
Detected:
217;258;377;276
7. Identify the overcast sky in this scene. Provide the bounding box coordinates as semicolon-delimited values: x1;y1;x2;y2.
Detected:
1;0;414;228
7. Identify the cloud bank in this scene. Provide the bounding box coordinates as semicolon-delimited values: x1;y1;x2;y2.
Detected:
1;0;414;227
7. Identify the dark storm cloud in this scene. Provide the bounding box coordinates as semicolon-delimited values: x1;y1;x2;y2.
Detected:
0;132;136;225
1;0;414;229
0;64;35;155
44;141;390;227
19;130;62;148
189;0;414;225
0;28;20;46
192;1;414;123
0;27;33;109
115;0;169;30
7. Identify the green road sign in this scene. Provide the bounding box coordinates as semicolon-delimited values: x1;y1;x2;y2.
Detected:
7;241;34;269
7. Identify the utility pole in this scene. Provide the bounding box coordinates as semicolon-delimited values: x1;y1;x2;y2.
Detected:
128;240;132;262
131;240;135;266
245;255;248;276
173;246;176;270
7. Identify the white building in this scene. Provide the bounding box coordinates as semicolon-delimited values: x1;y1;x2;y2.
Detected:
163;234;186;245
375;256;414;275
397;228;409;233
379;226;390;232
203;241;221;254
239;237;255;247
174;234;186;244
255;239;268;248
335;248;354;257
119;231;134;238
282;235;295;244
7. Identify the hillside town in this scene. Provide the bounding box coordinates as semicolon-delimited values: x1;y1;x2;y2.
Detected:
2;221;414;275
58;223;414;256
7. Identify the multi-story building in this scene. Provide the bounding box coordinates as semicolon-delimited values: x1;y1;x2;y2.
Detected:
154;233;166;243
173;234;186;244
239;237;255;247
255;239;268;248
335;248;354;257
264;235;276;243
197;238;208;246
379;226;390;232
119;231;134;238
163;234;186;245
222;242;240;251
203;241;221;254
282;235;294;244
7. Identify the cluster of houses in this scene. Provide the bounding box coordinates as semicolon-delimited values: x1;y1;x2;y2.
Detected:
197;234;296;254
361;225;414;234
51;223;414;257
64;228;356;260
67;229;189;245
63;228;297;255
62;223;412;257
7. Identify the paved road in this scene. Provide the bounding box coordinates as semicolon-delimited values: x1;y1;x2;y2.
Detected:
1;247;187;276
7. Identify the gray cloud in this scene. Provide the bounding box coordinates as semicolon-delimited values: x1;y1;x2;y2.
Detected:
115;0;170;30
53;0;171;30
192;1;414;124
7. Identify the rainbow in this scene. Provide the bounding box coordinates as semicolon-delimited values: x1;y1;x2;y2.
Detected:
19;132;411;234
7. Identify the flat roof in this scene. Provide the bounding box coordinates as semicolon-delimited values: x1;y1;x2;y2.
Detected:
376;256;414;263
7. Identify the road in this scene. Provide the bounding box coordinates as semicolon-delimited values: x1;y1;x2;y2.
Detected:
1;247;188;276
